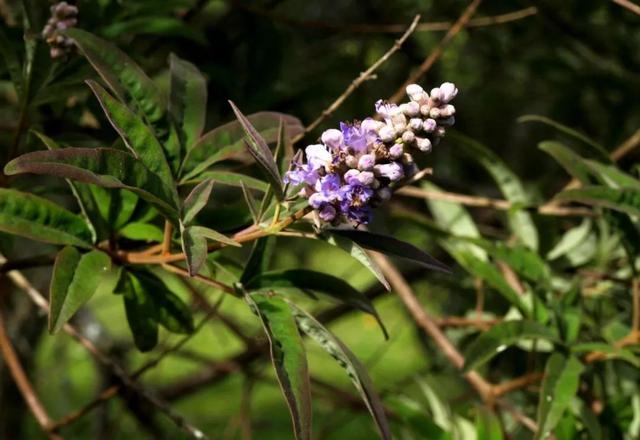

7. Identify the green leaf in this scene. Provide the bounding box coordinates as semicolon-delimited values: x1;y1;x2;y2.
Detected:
464;320;558;371
64;28;166;125
119;271;159;352
328;229;450;273
246;269;387;338
228;101;283;200
86;80;175;185
118;222;164;242
451;131;538;250
102;17;207;44
5;148;180;222
519;115;609;160
555;186;640;217
241;182;260;224
0;188;93;248
181;225;241;276
136;271;194;334
184;171;268;192
547;219;592;260
535;354;584;440
583;159;640;189
475;407;503;440
246;293;311;440
539;141;592;185
180;112;303;181
319;232;390;291
49;248;115;333
169;54;207;150
182;179;214;225
286;300;391;440
571;343;640;367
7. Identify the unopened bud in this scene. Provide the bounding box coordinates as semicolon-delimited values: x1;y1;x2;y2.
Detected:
345;155;358;168
420;104;431;116
429;107;441;119
408;118;422;131
406;84;424;99
379;125;396;143
423;119;437;132
402;131;415;144
430;87;443;102
416;137;432;152
358;154;376;171
405;101;420;117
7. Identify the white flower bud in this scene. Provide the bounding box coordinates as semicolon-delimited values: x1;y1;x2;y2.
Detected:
402;131;415;144
430;87;443;101
406;84;424;99
416;137;432;152
361;118;385;133
435;126;446;137
440;82;458;103
321;128;343;150
389;144;404;159
420;104;431;116
402;153;414;165
405;101;420;117
423;119;437;132
357;154;376;171
345;155;358;168
378;125;396;143
408;118;423;131
393;122;407;136
429;107;441;119
441;104;456;117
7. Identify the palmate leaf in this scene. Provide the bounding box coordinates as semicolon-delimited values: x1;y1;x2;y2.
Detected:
451;131;539;250
328;229;450;273
86;80;175;186
228;101;284;200
169;54;207;150
245;293;312;440
246;269;387;338
5;148;180;222
0;188;93;248
180;112;303;181
49;247;118;333
286;300;392;440
535;354;584;440
463;320;559;371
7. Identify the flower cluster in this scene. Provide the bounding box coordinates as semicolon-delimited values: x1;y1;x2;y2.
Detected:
42;2;78;59
285;82;458;226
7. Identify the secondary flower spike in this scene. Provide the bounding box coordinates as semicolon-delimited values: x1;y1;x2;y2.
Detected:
42;2;78;59
285;82;458;226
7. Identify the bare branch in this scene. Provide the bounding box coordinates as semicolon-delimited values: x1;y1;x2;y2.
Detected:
612;0;640;16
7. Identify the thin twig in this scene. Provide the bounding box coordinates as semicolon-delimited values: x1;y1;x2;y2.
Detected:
0;307;62;440
633;278;640;332
3;262;209;440
388;0;483;103
435;316;500;330
611;127;640;161
492;372;543;397
396;186;596;217
370;251;495;403
612;0;640;16
162;221;174;255
162;263;237;295
293;15;421;142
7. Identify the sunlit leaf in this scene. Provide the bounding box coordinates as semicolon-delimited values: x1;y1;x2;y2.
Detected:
555;186;640;217
547;219;592;261
118;222;164;242
246;293;311;440
0;188;93;248
475;407;503;440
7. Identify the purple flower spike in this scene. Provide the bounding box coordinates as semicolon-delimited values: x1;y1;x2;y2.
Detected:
358;154;376;171
318;204;337;222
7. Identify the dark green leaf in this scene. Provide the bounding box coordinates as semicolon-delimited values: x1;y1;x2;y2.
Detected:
169;54;207;150
102;17;207;44
0;188;93;247
228;101;283;200
118;222;164;242
119;271;159;352
286;300;391;440
246;269;387;338
180;112;303;181
5;148;179;221
555;186;640;217
183;171;268;192
49;247;114;333
182;179;214;225
240;237;274;284
583;159;640;189
328;229;450;273
240;182;260;223
86;80;175;185
136;271;194;334
181;225;241;276
246;293;311;440
535;354;584;440
539;141;592;185
464;320;558;371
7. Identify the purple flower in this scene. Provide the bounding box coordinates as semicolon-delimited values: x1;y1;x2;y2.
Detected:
340;121;377;153
321;129;344;151
318;204;337;222
358;154;375;171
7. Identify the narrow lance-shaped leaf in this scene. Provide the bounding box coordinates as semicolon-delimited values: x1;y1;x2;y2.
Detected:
547;219;592;261
228;101;283;200
555;186;640;217
240;237;274;284
180;112;303;181
118;271;159;352
535;354;584;440
86;80;175;186
246;293;312;440
182;179;214;225
5;148;180;222
451;131;539;250
49;247;116;333
285;300;392;440
119;222;164;242
181;225;241;276
246;269;387;338
539;141;592;185
0;188;93;248
241;181;260;224
182;171;268;192
328;229;450;273
135;271;194;334
463;320;559;371
169;53;207;150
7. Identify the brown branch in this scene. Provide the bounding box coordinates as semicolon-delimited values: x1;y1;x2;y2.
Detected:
611;127;640;161
293;15;421;142
370;251;494;403
162;263;237;296
0;307;62;440
492;372;543;398
612;0;640;16
161;221;173;255
435;316;501;330
3;263;209;439
396;186;596;217
388;0;483;104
